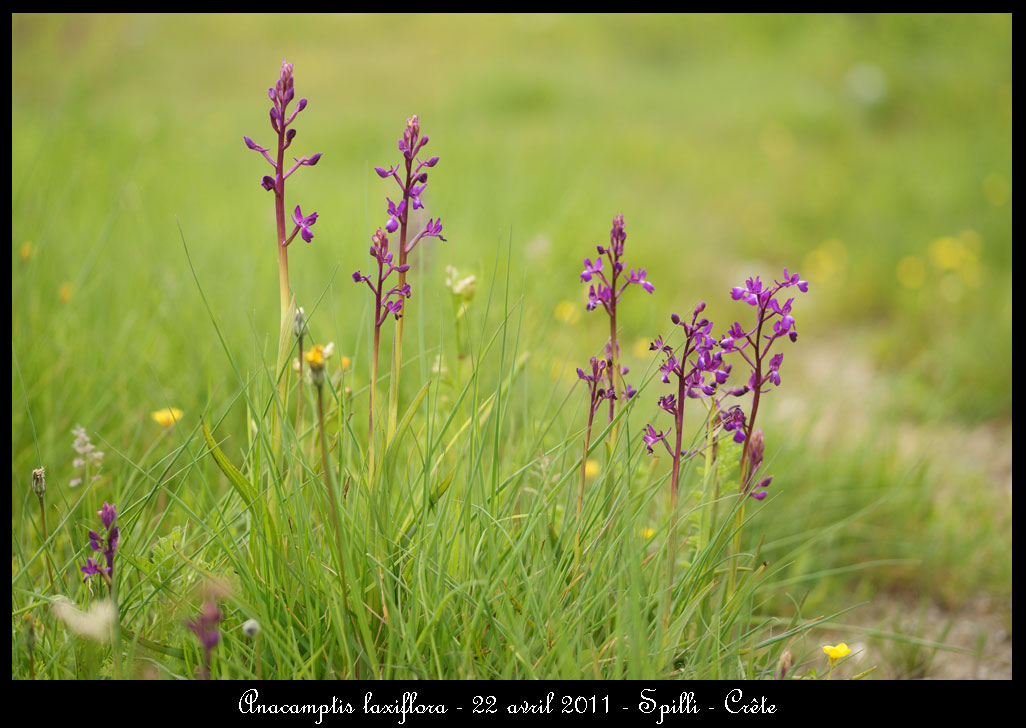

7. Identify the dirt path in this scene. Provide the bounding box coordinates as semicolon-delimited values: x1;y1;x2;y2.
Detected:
781;338;1012;679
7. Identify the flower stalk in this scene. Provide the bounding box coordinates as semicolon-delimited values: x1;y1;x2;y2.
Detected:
574;357;616;572
644;303;727;627
580;214;651;437
32;468;53;587
294;307;306;430
244;60;322;451
305;343;352;623
353;229;411;481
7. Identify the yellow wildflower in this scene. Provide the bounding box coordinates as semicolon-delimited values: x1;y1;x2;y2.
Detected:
340;355;351;372
822;643;851;665
553;301;580;325
19;242;32;262
59;282;73;303
305;345;326;371
584;459;599;480
304;343;334;386
151;408;184;428
640;527;655;540
803;238;848;284
928;237;967;270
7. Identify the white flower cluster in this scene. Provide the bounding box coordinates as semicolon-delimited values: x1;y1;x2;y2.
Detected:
444;265;477;302
70;425;103;487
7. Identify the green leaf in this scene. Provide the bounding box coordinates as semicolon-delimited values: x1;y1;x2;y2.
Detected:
201;419;257;504
383;379;432;463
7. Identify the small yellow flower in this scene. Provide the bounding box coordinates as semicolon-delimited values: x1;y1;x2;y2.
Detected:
585;459;600;480
151;408;184;428
553;301;580;325
305;343;334;386
928;236;968;271
822;643;851;665
59;282;73;303
305;345;326;371
19;242;32;262
340;355;351;372
640;527;655;540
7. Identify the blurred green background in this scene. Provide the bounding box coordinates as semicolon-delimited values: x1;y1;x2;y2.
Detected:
12;14;1011;677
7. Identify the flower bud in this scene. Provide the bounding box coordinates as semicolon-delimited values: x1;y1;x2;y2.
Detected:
31;467;46;497
23;614;37;651
776;649;793;680
750;428;765;472
242;619;261;638
293;307;306;340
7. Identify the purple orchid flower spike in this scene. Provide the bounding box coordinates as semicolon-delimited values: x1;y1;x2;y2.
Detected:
578;214;653;424
80;502;119;593
644;302;727;512
718;268;807;500
244;60;323;394
365;115;446;458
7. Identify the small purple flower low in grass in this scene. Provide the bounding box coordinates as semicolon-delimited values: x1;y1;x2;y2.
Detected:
579;214;653;422
187;600;222;680
80;502;118;594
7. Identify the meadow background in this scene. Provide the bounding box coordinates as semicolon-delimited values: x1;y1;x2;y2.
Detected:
12;13;1011;679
